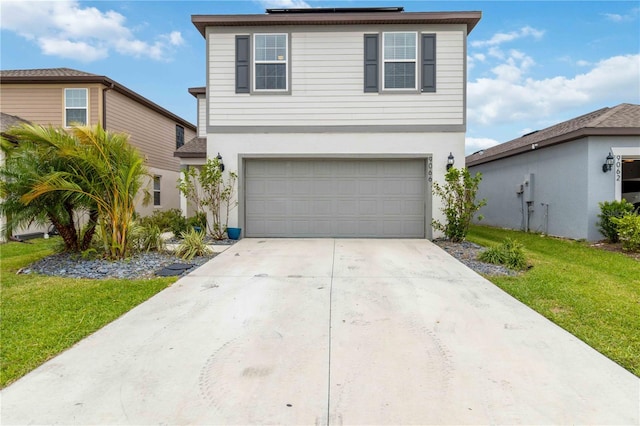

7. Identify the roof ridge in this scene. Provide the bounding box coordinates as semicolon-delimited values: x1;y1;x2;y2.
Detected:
587;105;620;127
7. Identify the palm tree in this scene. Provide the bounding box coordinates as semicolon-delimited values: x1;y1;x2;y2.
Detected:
1;125;97;251
2;123;149;259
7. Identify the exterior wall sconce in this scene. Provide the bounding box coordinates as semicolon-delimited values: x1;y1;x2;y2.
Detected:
602;152;614;173
446;152;455;171
216;152;225;172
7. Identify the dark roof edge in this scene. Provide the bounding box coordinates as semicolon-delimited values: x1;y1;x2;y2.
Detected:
188;86;206;97
192;11;482;37
467;127;640;167
173;151;206;158
1;75;196;131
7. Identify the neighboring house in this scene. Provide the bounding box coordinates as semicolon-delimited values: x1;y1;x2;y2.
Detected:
466;103;640;241
0;68;197;233
191;7;482;238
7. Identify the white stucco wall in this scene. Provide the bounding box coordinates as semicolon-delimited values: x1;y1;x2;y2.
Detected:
209;132;465;238
469;136;640;241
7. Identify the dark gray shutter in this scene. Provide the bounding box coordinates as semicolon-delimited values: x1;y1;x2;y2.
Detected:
421;34;436;92
364;34;379;93
236;35;250;93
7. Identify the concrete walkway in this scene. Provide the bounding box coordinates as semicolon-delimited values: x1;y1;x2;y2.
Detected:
2;239;638;425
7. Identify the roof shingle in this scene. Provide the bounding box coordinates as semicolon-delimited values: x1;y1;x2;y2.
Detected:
0;68;99;78
174;137;206;158
466;103;640;167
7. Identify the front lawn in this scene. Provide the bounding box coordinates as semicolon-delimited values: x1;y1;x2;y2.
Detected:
0;238;175;388
467;225;640;376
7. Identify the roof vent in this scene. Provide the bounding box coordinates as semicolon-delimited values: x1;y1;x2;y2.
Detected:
266;7;404;14
521;130;539;137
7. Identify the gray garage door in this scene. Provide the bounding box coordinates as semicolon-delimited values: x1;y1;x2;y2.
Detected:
245;159;427;238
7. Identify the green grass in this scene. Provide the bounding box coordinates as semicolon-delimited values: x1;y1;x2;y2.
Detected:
0;238;175;388
468;225;640;376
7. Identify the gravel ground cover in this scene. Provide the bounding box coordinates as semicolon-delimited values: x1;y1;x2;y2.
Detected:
20;238;511;280
433;239;518;276
22;251;218;280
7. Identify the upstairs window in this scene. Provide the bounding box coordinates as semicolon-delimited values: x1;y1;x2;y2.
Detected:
64;88;87;126
364;32;436;93
383;32;417;90
176;125;185;149
254;34;288;91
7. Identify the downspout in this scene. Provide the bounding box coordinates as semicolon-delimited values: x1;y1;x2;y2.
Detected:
102;83;115;128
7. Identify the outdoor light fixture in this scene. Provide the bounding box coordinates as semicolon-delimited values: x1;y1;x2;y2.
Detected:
216;152;225;172
602;152;614;173
446;152;455;171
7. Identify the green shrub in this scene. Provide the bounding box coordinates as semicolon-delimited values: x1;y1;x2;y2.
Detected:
137;209;189;237
175;228;211;260
432;167;486;242
139;224;166;252
187;212;207;231
478;238;527;270
611;214;640;252
597;200;635;243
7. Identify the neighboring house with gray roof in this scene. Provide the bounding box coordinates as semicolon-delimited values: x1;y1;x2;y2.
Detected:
0;68;197;234
467;103;640;241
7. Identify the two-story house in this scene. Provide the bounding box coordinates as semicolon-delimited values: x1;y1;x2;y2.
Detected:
191;7;481;238
0;68;197;238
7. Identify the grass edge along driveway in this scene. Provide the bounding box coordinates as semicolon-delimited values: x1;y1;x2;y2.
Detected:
468;225;640;377
0;238;175;388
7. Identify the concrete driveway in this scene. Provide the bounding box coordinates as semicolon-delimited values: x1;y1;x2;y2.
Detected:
2;239;638;425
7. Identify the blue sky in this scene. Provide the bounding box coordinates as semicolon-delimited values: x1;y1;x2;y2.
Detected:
1;0;639;154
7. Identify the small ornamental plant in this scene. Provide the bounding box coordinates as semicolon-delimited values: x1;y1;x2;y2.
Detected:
432;167;486;242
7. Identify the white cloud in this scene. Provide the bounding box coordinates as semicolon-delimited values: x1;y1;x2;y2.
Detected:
603;8;639;22
576;60;591;67
38;37;108;62
465;137;500;155
0;0;184;62
471;26;545;48
257;0;311;8
468;54;640;126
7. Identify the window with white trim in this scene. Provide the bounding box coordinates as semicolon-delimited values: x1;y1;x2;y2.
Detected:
383;32;417;90
254;34;288;91
64;88;88;126
153;176;161;206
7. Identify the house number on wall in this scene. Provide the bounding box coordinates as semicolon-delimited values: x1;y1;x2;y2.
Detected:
616;155;622;182
427;158;433;183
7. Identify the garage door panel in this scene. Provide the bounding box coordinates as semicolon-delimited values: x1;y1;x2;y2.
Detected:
312;200;334;215
245;159;427;238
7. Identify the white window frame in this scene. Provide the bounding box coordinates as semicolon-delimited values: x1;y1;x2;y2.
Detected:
253;33;289;92
153;175;161;207
64;88;88;127
382;32;418;91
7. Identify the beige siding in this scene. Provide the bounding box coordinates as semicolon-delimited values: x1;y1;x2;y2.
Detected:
0;83;102;127
105;90;195;172
207;24;466;128
198;95;207;137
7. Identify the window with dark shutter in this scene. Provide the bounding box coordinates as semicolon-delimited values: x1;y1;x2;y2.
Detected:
236;35;250;93
364;34;379;92
421;34;436;92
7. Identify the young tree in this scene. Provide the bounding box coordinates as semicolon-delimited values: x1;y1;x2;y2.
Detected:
177;157;237;240
432;167;486;242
